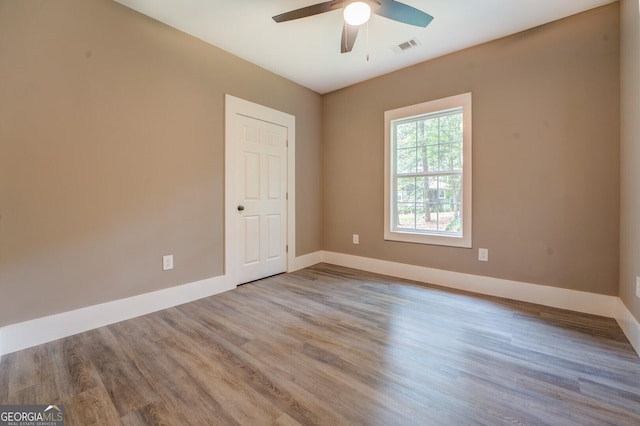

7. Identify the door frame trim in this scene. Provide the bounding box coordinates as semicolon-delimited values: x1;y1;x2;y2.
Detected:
224;94;296;285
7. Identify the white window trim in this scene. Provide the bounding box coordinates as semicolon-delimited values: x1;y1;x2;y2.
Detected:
384;92;472;248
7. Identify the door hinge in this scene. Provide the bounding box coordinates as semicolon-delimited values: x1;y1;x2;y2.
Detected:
286;245;289;253
286;192;288;200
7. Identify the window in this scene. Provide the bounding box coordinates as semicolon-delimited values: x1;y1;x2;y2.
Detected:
384;93;472;248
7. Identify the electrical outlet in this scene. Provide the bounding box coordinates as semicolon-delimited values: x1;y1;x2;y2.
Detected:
163;255;174;271
353;234;359;244
636;276;640;298
478;248;489;262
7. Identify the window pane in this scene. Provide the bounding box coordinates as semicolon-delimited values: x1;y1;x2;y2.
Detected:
396;177;416;202
422;117;439;146
427;143;439;172
437;142;449;171
451;141;462;170
394;117;464;234
415;204;426;229
416;202;438;231
397;203;416;229
396;147;417;174
440;113;463;143
415;177;428;202
441;122;462;171
396;122;416;148
437;175;462;233
415;120;426;146
416;145;431;173
425;176;439;203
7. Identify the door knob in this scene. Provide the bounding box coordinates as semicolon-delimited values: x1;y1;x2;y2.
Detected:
237;205;245;212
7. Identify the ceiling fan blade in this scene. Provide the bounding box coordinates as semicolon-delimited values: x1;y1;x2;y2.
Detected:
374;0;434;27
273;1;342;23
341;23;360;53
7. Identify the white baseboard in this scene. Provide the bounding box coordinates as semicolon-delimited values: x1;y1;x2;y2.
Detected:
616;299;640;356
0;274;234;356
3;251;636;358
0;251;324;357
290;251;324;272
322;251;619;318
322;251;638;357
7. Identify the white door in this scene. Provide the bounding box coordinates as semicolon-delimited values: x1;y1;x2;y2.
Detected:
232;114;288;284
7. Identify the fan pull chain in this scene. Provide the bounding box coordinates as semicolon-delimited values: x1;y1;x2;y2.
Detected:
343;0;348;53
366;21;370;62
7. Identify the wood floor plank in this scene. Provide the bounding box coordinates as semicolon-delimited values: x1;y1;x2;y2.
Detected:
242;335;430;425
1;263;639;425
120;403;171;426
0;353;9;402
6;344;54;397
109;315;244;425
63;385;121;426
274;412;303;426
157;313;288;425
53;335;103;399
155;308;333;425
75;327;160;418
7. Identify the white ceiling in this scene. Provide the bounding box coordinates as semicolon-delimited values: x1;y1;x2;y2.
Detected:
113;0;616;94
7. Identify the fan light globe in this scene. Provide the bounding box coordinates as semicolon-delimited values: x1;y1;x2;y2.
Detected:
343;2;371;26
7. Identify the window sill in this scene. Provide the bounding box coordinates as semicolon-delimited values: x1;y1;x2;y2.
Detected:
384;230;472;248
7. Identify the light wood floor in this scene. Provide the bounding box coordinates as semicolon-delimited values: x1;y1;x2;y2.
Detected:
1;264;639;425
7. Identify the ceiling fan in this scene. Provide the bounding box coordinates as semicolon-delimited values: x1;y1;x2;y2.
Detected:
272;0;433;54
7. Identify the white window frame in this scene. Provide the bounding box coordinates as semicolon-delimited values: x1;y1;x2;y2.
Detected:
384;92;472;248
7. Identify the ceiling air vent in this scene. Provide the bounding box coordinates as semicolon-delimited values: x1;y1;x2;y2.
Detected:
392;38;422;54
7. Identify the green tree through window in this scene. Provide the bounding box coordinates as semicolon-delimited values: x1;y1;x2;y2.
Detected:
394;110;463;234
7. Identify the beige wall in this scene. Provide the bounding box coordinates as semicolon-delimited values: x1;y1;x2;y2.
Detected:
0;0;323;326
323;4;620;295
620;0;640;321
